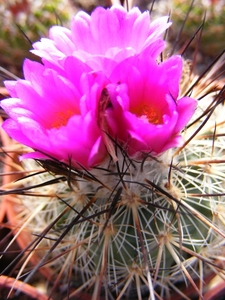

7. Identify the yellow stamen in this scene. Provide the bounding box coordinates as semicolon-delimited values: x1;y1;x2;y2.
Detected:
52;110;74;128
140;105;160;124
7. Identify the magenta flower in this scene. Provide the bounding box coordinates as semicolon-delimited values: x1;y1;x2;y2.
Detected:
103;55;197;157
1;58;108;168
1;6;197;168
31;5;171;75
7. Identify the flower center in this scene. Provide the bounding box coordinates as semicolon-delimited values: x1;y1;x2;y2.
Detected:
139;105;161;124
52;110;74;128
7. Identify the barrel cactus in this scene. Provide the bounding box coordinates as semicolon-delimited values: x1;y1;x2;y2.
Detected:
1;4;225;300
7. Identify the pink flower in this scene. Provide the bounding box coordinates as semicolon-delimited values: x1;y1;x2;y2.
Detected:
1;6;197;168
102;55;197;157
31;6;171;75
1;58;108;168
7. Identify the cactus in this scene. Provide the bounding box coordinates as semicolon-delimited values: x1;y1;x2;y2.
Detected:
1;58;224;300
0;2;225;300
